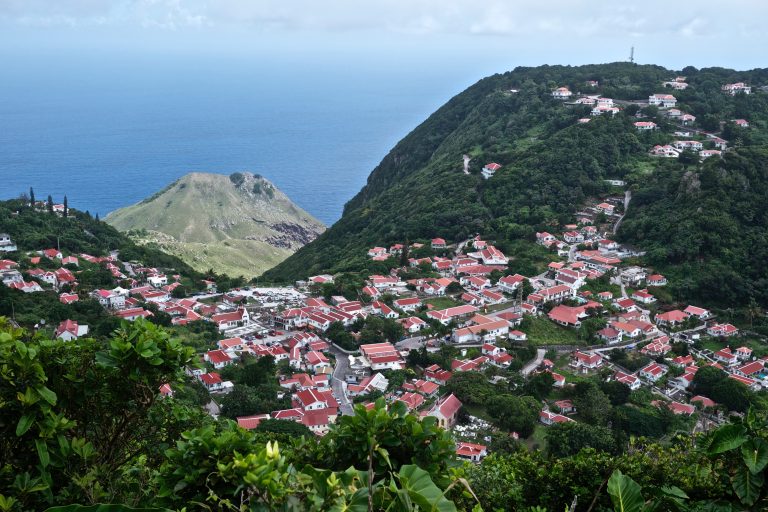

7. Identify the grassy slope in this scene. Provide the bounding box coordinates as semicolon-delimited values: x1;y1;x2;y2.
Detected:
264;63;768;308
106;172;325;277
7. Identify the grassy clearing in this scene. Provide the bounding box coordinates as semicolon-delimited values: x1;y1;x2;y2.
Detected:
522;316;583;346
425;296;464;310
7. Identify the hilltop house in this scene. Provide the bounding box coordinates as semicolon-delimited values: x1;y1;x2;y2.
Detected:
0;234;17;252
482;163;502;179
648;94;677;108
552;87;572;100
722;83;751;95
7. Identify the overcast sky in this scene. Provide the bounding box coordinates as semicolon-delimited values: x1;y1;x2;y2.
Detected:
1;1;765;74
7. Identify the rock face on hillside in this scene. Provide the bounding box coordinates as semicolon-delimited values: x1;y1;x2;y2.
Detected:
105;172;325;277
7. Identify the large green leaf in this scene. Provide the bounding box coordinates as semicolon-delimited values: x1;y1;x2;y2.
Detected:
35;439;50;468
732;466;764;506
607;470;644;512
397;465;457;512
707;424;748;455
45;506;173;512
741;438;768;475
15;414;34;437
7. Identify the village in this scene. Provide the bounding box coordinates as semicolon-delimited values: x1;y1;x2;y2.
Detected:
540;77;754;164
1;177;765;463
1;74;766;463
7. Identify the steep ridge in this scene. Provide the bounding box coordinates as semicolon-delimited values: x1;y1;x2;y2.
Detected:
264;63;768;306
106;172;325;277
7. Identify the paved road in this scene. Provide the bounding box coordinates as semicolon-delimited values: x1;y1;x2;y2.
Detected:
613;190;632;235
521;348;546;376
396;336;427;351
329;346;354;416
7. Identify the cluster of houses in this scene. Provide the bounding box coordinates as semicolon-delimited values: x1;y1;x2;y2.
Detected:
549;77;760;164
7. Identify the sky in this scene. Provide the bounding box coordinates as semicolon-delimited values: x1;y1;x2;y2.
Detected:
0;0;766;73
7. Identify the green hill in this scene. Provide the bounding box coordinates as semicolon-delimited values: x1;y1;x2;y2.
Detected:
105;172;325;277
263;62;768;307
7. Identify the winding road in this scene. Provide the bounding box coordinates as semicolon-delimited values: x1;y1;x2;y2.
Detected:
612;190;632;235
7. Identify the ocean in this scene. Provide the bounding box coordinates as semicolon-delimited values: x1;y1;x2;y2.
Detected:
0;53;473;225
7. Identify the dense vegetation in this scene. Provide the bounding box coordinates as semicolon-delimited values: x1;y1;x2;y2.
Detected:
3;318;768;511
264;63;768;308
0;198;198;275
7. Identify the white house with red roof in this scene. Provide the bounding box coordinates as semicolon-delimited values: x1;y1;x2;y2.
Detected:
646;274;667;287
114;307;153;321
400;316;427;333
92;289;125;310
211;308;250;331
497;274;526;294
367;247;388;258
655;310;688;327
734;360;765;379
597;327;622;344
424;364;452;385
360;342;404;371
708;324;739;337
455;442;487;462
648;94;677;107
570;351;603;373
236;414;270;430
198;372;226;392
305;351;331;373
613;371;641;390
713;347;738;366
59;292;79;305
631;289;656;304
634;121;657;131
683;305;711;320
394;297;421;312
425;393;462;429
722;82;751;95
736;346;753;361
205;349;234;369
347;373;389;397
431;238;446;249
552;87;572;100
540;410;574;426
426;304;478;325
481;162;502;179
55;319;89;341
639;362;667;382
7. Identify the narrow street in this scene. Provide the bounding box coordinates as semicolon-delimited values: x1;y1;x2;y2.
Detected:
329;345;355;416
613;190;632;236
521;348;546;376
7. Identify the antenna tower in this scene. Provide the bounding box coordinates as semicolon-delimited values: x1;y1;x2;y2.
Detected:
629;47;635;63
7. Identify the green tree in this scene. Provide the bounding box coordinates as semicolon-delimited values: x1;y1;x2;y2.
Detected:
573;381;613;426
546;422;617;457
486;395;540;437
522;371;554;400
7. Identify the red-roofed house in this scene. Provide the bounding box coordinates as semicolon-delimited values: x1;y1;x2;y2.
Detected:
708;324;739;337
540;410;574;425
426;394;462;429
655;310;688;327
614;371;641;390
455;442;488;462
205;349;234;369
55;319;89;341
237;414;270;430
639;362;667;382
570;351;603;373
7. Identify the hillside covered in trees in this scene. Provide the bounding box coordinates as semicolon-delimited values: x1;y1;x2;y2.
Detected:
263;62;768;307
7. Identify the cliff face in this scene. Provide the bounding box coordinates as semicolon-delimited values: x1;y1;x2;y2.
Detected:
105;172;325;277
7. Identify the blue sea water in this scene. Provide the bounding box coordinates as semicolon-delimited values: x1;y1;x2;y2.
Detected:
0;54;472;225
